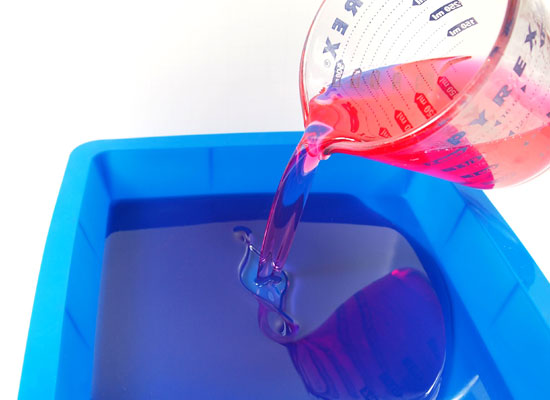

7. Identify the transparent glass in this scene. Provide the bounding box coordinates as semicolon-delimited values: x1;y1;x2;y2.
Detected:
300;0;550;188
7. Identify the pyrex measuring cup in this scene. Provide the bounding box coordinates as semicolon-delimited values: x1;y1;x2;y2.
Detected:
300;0;550;188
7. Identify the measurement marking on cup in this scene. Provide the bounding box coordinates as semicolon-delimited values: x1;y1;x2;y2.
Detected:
442;155;484;172
430;1;462;21
448;18;478;37
412;0;429;5
379;127;391;138
395;110;413;132
437;76;458;99
414;93;437;119
461;165;499;179
425;147;468;166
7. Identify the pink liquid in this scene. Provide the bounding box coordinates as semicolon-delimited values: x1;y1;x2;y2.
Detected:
256;146;317;280
259;56;550;278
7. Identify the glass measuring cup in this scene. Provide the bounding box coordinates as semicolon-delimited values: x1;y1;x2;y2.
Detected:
300;0;550;189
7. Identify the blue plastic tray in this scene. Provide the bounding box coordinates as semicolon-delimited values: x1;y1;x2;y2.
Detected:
19;132;550;399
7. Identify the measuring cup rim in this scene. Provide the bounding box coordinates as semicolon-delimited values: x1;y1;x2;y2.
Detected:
299;0;520;154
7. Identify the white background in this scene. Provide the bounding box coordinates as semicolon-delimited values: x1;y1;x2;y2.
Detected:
1;1;549;398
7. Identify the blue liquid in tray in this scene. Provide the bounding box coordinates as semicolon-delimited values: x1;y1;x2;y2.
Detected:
92;194;513;399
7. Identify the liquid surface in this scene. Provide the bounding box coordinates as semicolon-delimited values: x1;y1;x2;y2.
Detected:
95;219;444;400
286;268;443;400
240;225;445;400
93;195;513;399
